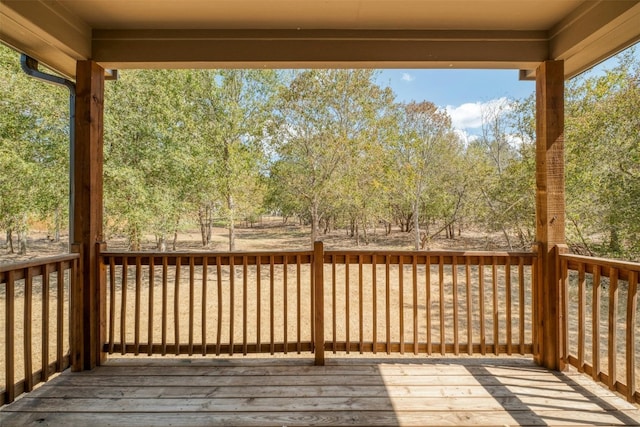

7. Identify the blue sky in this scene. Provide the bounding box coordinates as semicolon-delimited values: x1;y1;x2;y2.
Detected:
377;69;534;138
376;41;639;138
378;69;534;107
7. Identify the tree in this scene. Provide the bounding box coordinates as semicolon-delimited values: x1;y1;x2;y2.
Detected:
390;101;459;249
0;44;69;253
271;69;395;246
104;69;194;250
564;49;640;259
204;70;278;251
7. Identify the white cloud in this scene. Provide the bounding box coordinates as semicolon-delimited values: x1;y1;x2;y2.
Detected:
401;72;415;82
444;97;510;130
445;102;484;129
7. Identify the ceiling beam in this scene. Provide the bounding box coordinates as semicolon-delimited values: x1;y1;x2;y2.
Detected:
0;0;91;78
549;0;640;78
92;29;548;70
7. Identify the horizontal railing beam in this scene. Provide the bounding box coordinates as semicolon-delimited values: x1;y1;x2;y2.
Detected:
100;251;313;267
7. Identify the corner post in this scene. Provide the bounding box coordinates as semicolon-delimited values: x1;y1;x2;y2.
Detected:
72;60;105;371
535;60;566;371
313;241;325;366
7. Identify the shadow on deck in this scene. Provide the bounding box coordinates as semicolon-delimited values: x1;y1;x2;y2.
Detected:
1;356;639;426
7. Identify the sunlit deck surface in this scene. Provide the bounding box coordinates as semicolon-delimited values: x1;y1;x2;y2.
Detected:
1;356;639;426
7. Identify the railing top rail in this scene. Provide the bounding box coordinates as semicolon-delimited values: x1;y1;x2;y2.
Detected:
325;249;537;257
560;252;640;273
101;249;314;257
0;253;80;273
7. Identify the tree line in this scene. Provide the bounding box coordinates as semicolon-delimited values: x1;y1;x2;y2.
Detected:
1;44;638;260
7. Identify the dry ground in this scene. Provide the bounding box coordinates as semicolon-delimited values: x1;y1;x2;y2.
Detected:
0;216;518;264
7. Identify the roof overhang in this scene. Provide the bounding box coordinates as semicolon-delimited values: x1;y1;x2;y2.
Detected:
1;0;639;81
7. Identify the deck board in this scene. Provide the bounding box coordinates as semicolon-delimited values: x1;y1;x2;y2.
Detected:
1;356;639;426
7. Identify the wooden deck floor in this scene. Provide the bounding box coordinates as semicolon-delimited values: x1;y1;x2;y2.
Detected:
1;356;639;426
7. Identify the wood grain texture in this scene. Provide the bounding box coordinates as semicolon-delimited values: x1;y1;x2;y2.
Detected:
73;60;105;371
1;357;639;427
534;59;565;371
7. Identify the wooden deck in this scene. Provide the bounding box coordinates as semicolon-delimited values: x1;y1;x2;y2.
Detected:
1;356;639;426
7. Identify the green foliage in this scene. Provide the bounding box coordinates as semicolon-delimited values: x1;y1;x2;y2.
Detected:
0;44;69;251
565;49;640;259
269;70;397;245
3;39;640;260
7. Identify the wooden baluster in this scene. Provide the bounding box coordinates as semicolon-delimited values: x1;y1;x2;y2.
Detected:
439;256;445;355
577;262;586;372
242;256;247;355
161;256;168;356
120;257;128;355
313;241;325;366
174;256;181;355
345;255;350;354
452;255;459;355
6;269;15;403
426;254;431;355
202;256;209;356
42;264;50;382
372;255;378;354
505;256;512;355
56;266;64;371
188;256;195;356
358;254;364;354
592;266;601;382
399;255;405;354
257;255;261;352
626;271;638;402
492;256;499;356
108;258;115;354
332;257;337;353
134;256;141;355
148;256;154;356
24;267;33;392
608;267;619;391
296;255;303;354
518;257;525;355
230;255;235;356
386;254;391;354
283;255;288;354
479;257;486;355
216;256;222;356
413;255;418;355
269;255;275;355
466;258;472;355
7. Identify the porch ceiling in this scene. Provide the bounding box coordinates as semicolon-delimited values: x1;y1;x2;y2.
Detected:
1;0;640;80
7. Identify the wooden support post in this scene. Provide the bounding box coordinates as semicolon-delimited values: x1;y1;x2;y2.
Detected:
535;60;566;371
72;60;105;371
313;241;325;366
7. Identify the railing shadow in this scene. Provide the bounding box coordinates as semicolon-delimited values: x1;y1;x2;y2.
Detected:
471;362;640;426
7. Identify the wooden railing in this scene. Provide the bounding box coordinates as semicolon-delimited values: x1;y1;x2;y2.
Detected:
102;250;315;356
0;254;79;405
323;250;536;356
560;251;640;403
101;243;537;361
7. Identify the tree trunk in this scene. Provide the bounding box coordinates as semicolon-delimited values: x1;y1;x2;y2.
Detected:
173;229;178;251
6;229;14;253
54;206;61;242
362;219;369;245
157;235;167;252
18;230;27;255
413;199;420;250
227;193;235;251
310;202;320;247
